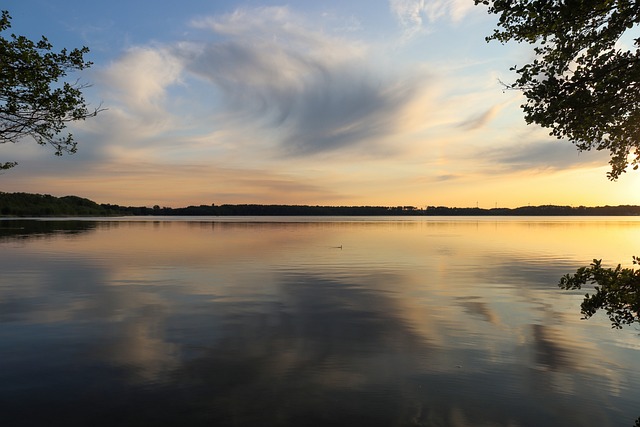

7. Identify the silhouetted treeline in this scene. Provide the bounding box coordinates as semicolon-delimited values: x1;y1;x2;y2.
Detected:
2;192;640;216
0;192;121;216
143;204;410;216
117;203;640;216
423;205;640;216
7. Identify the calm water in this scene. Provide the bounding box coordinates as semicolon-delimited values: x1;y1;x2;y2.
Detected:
1;217;640;426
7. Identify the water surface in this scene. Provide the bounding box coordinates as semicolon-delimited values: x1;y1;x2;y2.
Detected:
1;217;639;426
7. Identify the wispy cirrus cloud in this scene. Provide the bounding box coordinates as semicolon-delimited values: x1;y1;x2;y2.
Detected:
175;6;431;157
480;140;610;173
457;104;502;131
389;0;475;37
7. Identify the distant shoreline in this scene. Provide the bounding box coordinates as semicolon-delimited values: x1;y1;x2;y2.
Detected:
1;192;640;217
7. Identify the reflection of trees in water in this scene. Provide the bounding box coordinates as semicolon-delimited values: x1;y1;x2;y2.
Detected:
0;220;98;241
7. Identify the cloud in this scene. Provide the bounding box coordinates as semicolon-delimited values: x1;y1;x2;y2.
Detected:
423;0;476;23
457;104;502;131
176;7;430;157
480;140;611;173
390;0;426;29
52;5;441;181
433;174;461;182
75;46;187;163
389;0;475;36
99;47;183;119
277;75;423;156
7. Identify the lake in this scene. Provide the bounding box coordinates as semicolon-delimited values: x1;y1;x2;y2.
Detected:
1;216;639;426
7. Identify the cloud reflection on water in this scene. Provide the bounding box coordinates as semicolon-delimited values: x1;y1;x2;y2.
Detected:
0;219;639;426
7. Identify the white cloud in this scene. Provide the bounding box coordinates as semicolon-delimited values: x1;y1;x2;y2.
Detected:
178;7;431;157
99;47;183;119
390;0;426;28
65;6;436;174
389;0;475;37
77;46;188;164
191;7;367;67
78;4;502;171
424;0;475;23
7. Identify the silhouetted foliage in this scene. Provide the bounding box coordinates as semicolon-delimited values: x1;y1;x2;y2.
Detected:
476;0;640;179
102;203;640;216
479;13;640;423
5;192;640;217
559;258;640;329
0;192;121;216
0;10;101;169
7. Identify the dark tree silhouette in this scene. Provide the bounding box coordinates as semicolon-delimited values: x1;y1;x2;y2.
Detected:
475;0;640;179
559;258;640;328
0;10;101;169
478;3;640;422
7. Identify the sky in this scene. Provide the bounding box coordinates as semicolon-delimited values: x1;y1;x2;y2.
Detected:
1;0;639;208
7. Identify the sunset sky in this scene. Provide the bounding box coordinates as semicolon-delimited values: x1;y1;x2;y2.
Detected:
2;0;639;208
